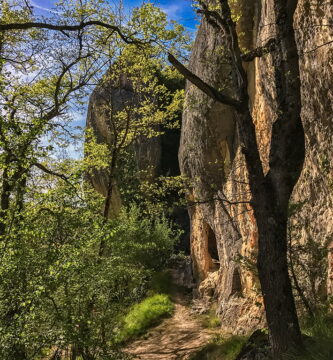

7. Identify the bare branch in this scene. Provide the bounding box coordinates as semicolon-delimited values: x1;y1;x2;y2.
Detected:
187;195;251;207
33;163;69;181
0;20;142;45
167;53;241;107
241;38;277;62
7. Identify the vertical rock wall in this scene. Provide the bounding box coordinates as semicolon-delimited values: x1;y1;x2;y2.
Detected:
180;0;333;333
86;75;162;215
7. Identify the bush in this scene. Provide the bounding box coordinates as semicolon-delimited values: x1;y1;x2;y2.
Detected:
116;294;174;343
105;205;178;270
0;181;178;359
150;271;173;294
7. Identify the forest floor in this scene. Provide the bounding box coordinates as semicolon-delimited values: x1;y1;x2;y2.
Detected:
124;291;218;360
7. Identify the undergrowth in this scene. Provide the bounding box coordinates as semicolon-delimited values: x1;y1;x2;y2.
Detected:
115;294;174;344
150;271;173;295
200;304;221;329
285;312;333;360
189;334;247;360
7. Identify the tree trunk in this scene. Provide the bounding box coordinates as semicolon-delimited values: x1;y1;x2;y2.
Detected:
102;150;118;220
169;0;305;355
0;160;12;238
255;196;302;356
237;106;304;357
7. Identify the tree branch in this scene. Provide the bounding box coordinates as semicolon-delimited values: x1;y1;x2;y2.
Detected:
241;38;277;62
187;195;250;207
0;20;142;45
33;163;69;181
167;53;241;107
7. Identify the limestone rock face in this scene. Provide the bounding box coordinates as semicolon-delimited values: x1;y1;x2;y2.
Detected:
293;0;333;297
86;74;162;215
180;0;333;333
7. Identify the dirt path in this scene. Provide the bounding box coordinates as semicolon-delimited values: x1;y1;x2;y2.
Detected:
124;293;216;360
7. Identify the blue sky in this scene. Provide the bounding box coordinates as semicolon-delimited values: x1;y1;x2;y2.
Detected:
30;0;198;158
31;0;198;31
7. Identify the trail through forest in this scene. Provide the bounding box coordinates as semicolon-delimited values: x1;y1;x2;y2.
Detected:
124;292;216;360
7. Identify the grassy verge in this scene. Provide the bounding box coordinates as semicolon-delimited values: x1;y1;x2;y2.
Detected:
115;294;174;344
189;335;247;360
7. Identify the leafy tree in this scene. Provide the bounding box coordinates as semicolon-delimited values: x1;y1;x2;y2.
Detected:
0;1;187;359
86;49;185;222
0;156;178;359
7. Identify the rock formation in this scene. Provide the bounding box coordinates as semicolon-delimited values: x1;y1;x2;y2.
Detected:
179;0;333;333
86;71;190;251
86;74;162;215
86;0;332;335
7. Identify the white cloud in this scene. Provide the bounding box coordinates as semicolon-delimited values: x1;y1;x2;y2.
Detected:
31;1;61;14
161;4;182;20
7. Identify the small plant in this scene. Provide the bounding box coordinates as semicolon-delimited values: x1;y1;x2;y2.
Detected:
200;304;221;329
115;294;174;343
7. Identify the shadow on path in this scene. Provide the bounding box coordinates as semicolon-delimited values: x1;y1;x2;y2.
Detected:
124;290;216;360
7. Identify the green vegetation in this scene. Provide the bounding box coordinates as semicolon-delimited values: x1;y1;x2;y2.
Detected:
116;294;174;343
0;168;179;358
200;305;221;329
150;271;174;295
190;335;247;360
1;1;332;359
285;312;333;360
0;112;184;357
0;1;188;358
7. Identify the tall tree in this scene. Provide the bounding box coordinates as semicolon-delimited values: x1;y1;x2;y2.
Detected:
169;0;304;357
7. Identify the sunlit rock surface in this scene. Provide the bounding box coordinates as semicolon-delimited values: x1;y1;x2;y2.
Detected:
180;0;333;333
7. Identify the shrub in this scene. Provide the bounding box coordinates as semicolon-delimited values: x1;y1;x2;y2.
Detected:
0;182;178;359
150;271;173;295
105;205;178;271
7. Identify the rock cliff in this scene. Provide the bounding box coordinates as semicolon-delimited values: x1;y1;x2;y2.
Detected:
180;0;333;333
86;74;162;215
86;71;190;251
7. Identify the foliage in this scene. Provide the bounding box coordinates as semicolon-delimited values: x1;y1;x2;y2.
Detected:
104;205;177;271
0;0;189;232
0;160;178;359
189;334;247;360
150;271;174;295
115;294;174;344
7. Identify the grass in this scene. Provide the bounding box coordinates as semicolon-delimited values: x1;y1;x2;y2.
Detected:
199;304;221;329
284;312;333;360
189;334;247;360
115;294;174;344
